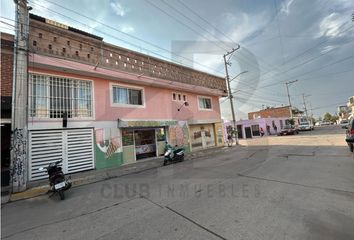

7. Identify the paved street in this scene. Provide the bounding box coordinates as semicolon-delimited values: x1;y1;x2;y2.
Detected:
2;125;354;240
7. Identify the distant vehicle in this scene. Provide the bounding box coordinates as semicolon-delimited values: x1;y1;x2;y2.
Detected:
340;119;349;129
321;121;331;126
278;125;299;136
345;118;354;152
315;122;321;126
297;117;314;130
299;122;313;131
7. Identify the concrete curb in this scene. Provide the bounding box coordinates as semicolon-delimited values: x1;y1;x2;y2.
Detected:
6;145;237;203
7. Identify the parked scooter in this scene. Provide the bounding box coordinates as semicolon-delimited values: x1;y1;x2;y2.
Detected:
39;160;72;200
163;143;185;166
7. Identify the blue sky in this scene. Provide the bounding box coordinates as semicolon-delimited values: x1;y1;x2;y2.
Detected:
1;0;354;120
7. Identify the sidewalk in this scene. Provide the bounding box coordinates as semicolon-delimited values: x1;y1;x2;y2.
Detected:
3;145;237;203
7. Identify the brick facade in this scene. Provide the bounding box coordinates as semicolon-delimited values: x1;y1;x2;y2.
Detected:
248;106;291;120
1;33;14;97
28;14;226;92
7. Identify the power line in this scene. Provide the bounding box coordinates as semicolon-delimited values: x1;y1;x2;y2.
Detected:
175;0;290;76
1;18;225;90
31;0;225;76
147;0;271;77
236;24;354;91
144;0;228;52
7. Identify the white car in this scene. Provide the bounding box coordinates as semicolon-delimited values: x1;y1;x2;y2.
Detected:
299;122;313;131
340;119;349;128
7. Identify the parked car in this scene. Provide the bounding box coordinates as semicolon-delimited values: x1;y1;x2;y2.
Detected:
345;118;354;152
278;125;299;136
340;119;349;129
299;122;313;131
321;121;331;126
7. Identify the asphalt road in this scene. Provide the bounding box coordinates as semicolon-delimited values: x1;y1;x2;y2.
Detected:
2;125;354;240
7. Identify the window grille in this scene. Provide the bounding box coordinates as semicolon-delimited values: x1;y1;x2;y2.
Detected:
29;74;93;118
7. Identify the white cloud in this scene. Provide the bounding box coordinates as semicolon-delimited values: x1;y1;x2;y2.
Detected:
121;26;134;33
280;0;295;15
222;11;272;44
110;1;126;17
320;45;337;54
317;13;348;38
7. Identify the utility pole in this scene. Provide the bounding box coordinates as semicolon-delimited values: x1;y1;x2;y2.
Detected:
309;102;313;118
285;80;298;119
302;94;310;119
11;0;30;192
223;45;240;145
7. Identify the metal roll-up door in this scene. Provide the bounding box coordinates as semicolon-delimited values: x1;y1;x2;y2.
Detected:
29;128;94;181
66;128;94;174
29;130;64;181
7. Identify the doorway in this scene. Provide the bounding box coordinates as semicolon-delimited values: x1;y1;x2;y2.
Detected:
134;129;157;160
1;124;11;187
237;125;243;139
245;127;252;139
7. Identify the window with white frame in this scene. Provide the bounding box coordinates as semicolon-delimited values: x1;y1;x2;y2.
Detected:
29;74;93;118
198;96;212;110
112;85;143;106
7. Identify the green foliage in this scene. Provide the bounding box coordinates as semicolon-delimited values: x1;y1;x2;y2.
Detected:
323;112;339;123
287;118;295;126
331;115;339;122
323;112;332;122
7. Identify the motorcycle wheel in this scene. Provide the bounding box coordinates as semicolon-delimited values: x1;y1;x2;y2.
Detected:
58;190;65;200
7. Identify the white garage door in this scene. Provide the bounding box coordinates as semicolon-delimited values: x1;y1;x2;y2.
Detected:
29;128;94;181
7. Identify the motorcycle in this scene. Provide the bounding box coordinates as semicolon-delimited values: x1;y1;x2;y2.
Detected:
163;145;185;166
39;160;72;200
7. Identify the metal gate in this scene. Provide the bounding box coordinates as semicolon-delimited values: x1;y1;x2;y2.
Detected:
29;128;94;180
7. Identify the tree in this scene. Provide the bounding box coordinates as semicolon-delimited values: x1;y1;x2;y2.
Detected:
287;118;295;126
323;112;332;122
331;115;339;123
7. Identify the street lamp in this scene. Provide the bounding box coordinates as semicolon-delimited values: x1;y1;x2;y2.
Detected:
177;101;189;111
230;71;248;82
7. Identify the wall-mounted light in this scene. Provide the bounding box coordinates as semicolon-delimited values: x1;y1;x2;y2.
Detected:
177;101;189;111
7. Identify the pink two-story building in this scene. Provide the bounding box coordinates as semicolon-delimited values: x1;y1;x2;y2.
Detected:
24;14;227;181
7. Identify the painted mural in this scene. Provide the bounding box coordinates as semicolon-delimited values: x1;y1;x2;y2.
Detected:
95;128;123;169
214;122;224;146
168;121;190;152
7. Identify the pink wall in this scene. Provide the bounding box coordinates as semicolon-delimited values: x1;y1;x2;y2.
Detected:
30;68;222;122
95;77;221;121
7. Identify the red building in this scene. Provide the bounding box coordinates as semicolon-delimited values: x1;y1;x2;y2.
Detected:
248;106;291;120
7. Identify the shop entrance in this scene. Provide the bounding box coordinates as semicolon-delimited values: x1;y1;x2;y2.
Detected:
134;129;157;160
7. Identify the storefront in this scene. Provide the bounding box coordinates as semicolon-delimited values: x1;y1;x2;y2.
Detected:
121;127;166;162
118;119;185;163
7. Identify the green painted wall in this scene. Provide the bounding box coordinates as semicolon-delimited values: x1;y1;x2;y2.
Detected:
123;145;135;164
95;145;123;169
